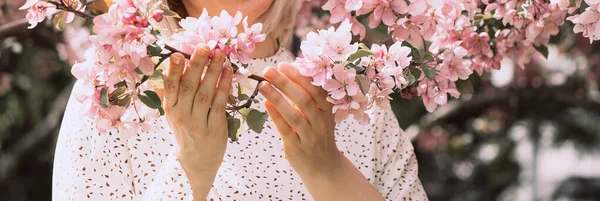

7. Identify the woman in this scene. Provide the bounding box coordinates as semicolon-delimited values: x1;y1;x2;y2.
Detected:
52;0;429;200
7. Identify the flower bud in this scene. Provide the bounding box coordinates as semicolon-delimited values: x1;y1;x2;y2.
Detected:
152;10;164;22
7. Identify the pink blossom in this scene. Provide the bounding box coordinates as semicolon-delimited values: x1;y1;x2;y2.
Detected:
209;10;243;49
322;19;359;61
359;0;409;27
393;18;424;47
464;32;493;58
417;78;460;112
323;64;360;100
20;0;55;29
568;8;600;43
438;43;472;81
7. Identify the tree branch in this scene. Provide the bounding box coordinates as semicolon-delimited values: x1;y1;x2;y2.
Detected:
47;1;96;21
163;44;267;82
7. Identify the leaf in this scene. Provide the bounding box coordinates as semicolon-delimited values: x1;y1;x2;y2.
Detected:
100;86;109;108
138;90;162;109
79;0;87;6
53;12;66;31
349;49;374;61
346;63;366;74
569;0;576;7
227;115;241;142
147;44;163;56
534;44;549;59
162;9;181;18
114;80;127;88
404;72;416;88
158;107;165;116
109;87;132;107
358;43;369;50
409;66;422;80
420;64;437;81
246;109;268;133
238;94;250;101
422;54;434;61
355;74;371;94
411;49;422;61
455;79;474;94
135;67;144;75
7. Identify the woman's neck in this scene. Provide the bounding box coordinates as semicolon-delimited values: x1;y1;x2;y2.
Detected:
249;36;278;59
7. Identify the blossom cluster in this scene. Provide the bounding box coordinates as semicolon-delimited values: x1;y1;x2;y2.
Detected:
295;20;414;124
313;0;600;116
167;9;266;88
21;0;266;135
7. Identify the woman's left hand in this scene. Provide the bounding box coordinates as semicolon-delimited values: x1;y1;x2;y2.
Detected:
259;62;386;201
259;62;342;178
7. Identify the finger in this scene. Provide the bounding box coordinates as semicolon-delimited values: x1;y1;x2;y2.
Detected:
164;53;185;108
259;82;312;134
207;65;233;126
178;44;210;113
262;66;320;123
264;100;299;144
277;62;333;112
193;50;225;115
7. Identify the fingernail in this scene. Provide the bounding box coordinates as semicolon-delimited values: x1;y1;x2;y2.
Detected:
196;44;208;56
262;66;274;78
171;54;181;65
259;82;272;94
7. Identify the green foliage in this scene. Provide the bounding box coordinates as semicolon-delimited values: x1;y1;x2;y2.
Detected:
246;109;268;133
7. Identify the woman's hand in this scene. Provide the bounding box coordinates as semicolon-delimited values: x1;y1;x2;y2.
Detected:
163;44;233;200
259;62;385;201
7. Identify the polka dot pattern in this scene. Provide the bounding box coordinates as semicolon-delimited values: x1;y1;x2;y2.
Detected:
52;48;429;201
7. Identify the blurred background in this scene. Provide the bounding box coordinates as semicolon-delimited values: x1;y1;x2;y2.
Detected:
1;0;600;200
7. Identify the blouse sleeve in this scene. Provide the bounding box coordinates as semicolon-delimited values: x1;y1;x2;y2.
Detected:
52;85;137;200
371;106;429;201
140;149;195;201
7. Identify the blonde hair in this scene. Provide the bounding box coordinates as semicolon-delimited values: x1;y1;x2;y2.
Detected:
158;0;297;45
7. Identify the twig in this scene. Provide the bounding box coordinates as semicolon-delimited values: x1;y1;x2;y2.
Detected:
47;1;96;21
0;19;29;38
163;44;267;82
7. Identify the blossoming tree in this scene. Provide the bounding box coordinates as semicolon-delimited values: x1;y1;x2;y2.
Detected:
19;0;600;141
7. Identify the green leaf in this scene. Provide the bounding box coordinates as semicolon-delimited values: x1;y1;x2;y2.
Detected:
100;86;109;108
246;109;268;133
404;72;416;88
346;63;366;74
138;90;162;109
79;0;88;6
358;43;369;50
569;0;576;7
420;64;437;81
158;107;165;116
147;44;163;56
355;74;371;94
109;87;132;107
422;54;434;61
455;79;474;94
52;12;66;31
349;49;374;61
114;80;127;88
238;94;250;101
409;66;422;80
162;9;181;18
534;44;549;59
227;115;241;142
135;67;144;75
411;50;422;61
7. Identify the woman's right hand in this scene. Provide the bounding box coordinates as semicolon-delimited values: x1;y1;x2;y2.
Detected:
163;44;233;200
